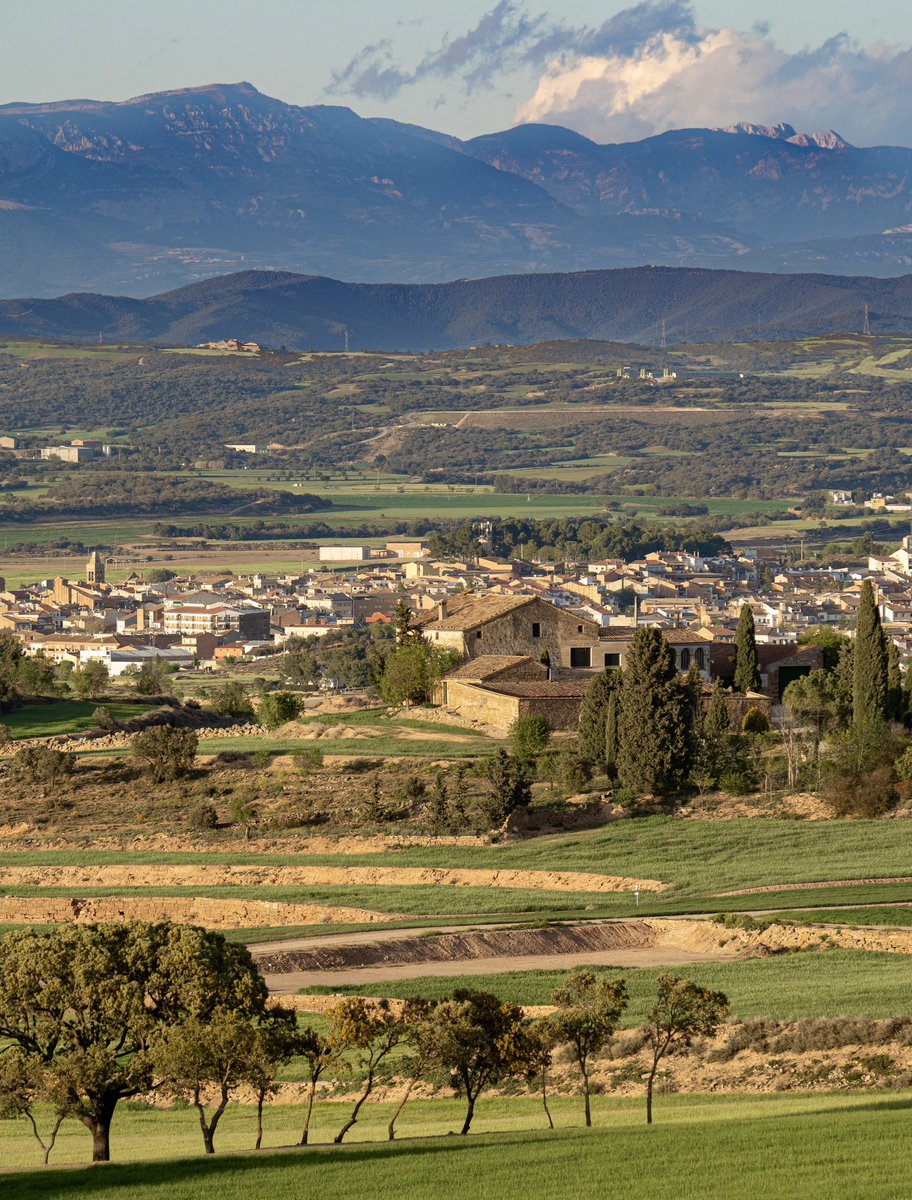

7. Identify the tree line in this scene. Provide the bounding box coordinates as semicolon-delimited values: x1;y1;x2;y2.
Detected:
0;922;727;1164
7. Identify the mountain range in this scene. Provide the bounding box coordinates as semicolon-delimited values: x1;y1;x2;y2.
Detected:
2;266;910;351
3;83;912;296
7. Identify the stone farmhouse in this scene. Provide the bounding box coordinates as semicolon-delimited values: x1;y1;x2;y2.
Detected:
415;594;603;676
435;656;587;731
424;594;715;731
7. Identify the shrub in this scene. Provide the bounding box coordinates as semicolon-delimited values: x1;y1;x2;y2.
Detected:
556;747;589;794
825;762;897;817
228;793;258;825
206;682;255;720
508;714;551;762
131;725;198;783
742;707;771;735
293;747;325;773
718;766;757;795
256;691;302;730
12;746;77;786
91;705;118;732
894;745;912;782
187;801;218;830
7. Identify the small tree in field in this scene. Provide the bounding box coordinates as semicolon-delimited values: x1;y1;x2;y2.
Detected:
207;681;255;720
0;1050;66;1164
551;970;628;1127
296;1026;340;1146
131;725;198;782
425;989;529;1136
71;660;110;700
132;657;173;697
385;999;439;1141
508;714;550;762
643;975;729;1124
524;1020;558;1130
154;1011;291;1155
256;691;302;730
12;746;76;788
481;749;531;827
330;998;406;1144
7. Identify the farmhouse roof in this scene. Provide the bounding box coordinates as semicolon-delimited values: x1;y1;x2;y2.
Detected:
445;655;541;682
485;680;590;699
415;594;536;632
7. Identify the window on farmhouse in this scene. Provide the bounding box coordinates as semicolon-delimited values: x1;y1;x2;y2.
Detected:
695;648;705;669
680;649;691;669
604;652;621;668
476;630;482;639
531;622;541;638
570;647;591;668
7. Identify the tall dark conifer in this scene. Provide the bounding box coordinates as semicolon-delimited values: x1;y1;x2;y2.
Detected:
605;690;618;776
853;580;887;727
578;669;619;768
886;641;904;723
617;627;694;795
734;605;760;693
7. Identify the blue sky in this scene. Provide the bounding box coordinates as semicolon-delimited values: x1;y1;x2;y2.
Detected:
3;1;911;143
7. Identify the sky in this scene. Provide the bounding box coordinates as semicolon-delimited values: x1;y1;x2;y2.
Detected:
3;1;912;144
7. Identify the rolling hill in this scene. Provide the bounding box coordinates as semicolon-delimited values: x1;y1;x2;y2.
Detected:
1;266;910;351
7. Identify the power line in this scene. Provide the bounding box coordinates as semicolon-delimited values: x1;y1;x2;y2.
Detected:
863;303;871;336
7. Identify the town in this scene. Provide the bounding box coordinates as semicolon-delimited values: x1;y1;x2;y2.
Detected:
6;533;908;730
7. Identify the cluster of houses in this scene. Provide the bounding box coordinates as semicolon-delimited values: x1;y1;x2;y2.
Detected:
6;532;912;731
0;436;116;463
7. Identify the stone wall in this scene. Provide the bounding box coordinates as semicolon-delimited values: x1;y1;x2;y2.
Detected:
516;695;584;731
441;680;520;731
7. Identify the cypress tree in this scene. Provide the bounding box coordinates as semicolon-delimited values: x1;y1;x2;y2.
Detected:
617;627;694;796
853;580;887;727
704;680;730;739
578;670;618;768
605;690;618;776
886;640;904;723
733;605;760;693
832;639;855;728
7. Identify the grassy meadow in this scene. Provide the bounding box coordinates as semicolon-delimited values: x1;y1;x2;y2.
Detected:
303;949;912;1023
4;1093;912;1198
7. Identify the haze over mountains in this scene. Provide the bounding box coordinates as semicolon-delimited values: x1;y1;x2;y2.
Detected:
3;82;912;297
2;267;911;351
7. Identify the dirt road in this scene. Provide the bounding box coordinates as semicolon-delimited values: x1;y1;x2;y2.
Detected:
262;944;721;994
255;919;737;995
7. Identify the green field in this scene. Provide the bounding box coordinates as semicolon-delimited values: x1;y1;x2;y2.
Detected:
2;700;159;740
303;949;912;1022
3;817;912;896
4;1093;912;1198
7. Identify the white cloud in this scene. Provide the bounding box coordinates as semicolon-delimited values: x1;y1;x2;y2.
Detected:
515;20;912;146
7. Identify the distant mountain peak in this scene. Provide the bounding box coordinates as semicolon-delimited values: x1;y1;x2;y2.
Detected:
719;121;850;150
125;81;266;105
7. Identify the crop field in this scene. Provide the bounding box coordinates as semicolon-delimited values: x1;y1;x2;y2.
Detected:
306;949;912;1022
4;1093;912;1198
4;819;912;928
2;700;158;740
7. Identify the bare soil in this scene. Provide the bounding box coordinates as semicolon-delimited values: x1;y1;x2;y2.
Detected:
0;863;667;893
717;877;912;897
0;895;392;929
